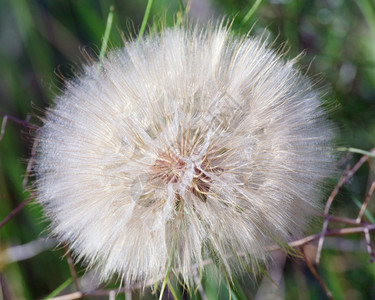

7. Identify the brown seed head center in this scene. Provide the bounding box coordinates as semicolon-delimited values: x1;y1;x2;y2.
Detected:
153;151;186;184
152;150;212;202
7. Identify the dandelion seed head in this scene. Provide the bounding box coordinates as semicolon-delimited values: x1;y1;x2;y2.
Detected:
35;24;334;285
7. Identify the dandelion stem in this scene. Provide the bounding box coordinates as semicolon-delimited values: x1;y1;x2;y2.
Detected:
138;0;154;41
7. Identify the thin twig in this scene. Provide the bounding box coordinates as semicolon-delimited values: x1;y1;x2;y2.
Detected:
327;215;368;226
50;291;83;300
23;137;39;189
109;290;116;300
269;224;375;251
0;115;8;141
0;273;11;300
0;196;33;229
301;246;334;300
0;114;38;189
0;114;38;140
315;149;375;264
64;246;81;291
125;290;132;300
357;181;375;223
364;227;375;262
6;237;56;263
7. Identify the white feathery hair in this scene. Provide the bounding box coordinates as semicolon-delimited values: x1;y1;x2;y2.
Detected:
35;24;334;285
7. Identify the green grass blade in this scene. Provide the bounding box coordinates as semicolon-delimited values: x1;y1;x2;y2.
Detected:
99;5;115;62
352;194;375;223
138;0;154;41
159;267;172;300
167;279;179;300
43;277;73;299
356;0;375;37
337;147;375;158
241;0;263;25
159;256;174;300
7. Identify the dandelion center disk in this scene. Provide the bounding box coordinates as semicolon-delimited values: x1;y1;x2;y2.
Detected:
153;151;187;185
35;25;334;285
152;140;224;203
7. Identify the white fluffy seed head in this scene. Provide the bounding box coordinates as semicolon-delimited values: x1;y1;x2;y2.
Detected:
35;24;334;285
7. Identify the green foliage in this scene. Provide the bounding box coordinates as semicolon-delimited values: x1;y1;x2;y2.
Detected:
1;0;375;299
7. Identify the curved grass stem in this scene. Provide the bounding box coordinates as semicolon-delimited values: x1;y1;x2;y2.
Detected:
99;5;115;63
138;0;154;41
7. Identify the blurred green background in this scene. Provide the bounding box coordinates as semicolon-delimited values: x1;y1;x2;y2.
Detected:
1;0;375;299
